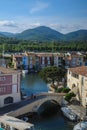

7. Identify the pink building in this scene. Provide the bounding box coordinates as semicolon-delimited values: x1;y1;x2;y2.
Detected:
0;67;21;107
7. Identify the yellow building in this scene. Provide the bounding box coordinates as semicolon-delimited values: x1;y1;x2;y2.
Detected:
67;66;87;107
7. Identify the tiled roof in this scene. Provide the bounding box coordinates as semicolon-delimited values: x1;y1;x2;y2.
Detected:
14;54;23;58
68;66;87;77
37;53;53;57
0;67;21;74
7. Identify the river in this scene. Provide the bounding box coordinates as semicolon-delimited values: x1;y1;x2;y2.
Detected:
21;73;74;130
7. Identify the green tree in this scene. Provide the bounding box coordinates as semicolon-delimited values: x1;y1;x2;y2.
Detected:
39;66;65;85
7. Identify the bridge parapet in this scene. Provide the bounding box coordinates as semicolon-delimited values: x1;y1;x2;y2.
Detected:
7;93;65;117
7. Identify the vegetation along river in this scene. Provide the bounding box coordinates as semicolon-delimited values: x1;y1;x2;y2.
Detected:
21;73;75;130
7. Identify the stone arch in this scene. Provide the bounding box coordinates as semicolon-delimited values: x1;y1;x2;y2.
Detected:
37;99;60;115
72;83;76;89
4;97;13;104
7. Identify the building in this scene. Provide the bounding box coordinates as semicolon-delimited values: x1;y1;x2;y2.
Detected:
27;52;36;70
12;54;23;69
37;53;53;69
54;53;63;67
65;53;84;68
0;67;21;107
0;115;34;130
67;66;87;107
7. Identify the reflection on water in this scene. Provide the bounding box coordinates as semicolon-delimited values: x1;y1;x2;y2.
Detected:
21;73;49;96
29;111;74;130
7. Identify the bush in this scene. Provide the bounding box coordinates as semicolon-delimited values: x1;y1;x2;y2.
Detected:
55;87;63;93
64;92;76;102
62;88;71;93
55;87;70;93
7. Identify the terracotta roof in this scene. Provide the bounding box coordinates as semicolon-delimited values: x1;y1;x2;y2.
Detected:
71;54;83;58
14;54;23;58
0;67;21;74
68;66;87;77
37;53;53;57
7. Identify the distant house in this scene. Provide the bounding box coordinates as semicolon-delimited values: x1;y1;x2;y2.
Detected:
67;66;87;107
27;52;36;70
65;53;84;68
37;53;53;69
54;53;63;67
0;67;21;107
12;54;23;69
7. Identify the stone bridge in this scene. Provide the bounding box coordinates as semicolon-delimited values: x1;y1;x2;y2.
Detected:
7;93;65;117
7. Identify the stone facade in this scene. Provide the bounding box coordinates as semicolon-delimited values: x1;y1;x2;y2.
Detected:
67;66;87;107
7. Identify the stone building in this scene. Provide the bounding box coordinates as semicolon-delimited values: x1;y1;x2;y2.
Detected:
0;67;21;107
67;66;87;107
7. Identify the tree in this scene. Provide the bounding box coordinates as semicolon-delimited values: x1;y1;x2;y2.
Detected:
39;66;65;86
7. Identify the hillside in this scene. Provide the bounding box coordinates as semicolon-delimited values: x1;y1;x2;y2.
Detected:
0;32;15;37
0;33;5;37
15;26;63;41
64;30;87;41
0;26;87;41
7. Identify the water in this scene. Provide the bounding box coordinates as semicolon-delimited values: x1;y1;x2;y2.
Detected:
21;73;49;96
21;73;74;130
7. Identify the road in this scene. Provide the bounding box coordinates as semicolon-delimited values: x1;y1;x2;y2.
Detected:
0;94;46;115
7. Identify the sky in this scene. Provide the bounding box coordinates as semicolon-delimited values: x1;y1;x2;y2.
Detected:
0;0;87;34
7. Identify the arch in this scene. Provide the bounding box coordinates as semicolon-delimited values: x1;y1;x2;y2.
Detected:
37;99;60;115
4;97;13;104
72;83;76;89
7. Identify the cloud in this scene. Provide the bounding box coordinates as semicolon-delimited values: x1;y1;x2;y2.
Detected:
49;23;86;34
0;20;17;28
30;1;49;14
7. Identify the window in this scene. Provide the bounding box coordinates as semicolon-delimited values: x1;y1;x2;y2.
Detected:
0;76;6;81
30;57;32;60
81;77;84;86
79;58;81;60
72;73;79;79
42;57;45;60
4;97;13;104
12;85;17;93
0;87;6;93
69;71;70;74
47;57;50;60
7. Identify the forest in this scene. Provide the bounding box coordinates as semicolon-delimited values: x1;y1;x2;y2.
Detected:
0;37;87;53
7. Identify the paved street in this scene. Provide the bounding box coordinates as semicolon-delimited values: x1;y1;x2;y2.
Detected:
0;95;46;115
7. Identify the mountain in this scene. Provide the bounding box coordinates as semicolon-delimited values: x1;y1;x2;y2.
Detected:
15;26;87;41
0;26;87;41
15;26;64;41
64;30;87;41
0;33;5;37
0;32;15;37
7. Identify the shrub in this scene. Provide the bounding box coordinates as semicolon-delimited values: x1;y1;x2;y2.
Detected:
62;88;71;93
55;87;70;93
55;87;63;93
64;92;76;102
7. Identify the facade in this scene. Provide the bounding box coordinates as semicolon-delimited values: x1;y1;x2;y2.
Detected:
12;52;85;71
37;53;53;69
54;53;63;67
64;53;84;68
12;54;22;69
0;67;21;107
28;52;36;70
22;55;28;70
67;66;87;107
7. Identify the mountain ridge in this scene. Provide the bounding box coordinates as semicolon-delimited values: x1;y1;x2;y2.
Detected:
0;26;87;41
